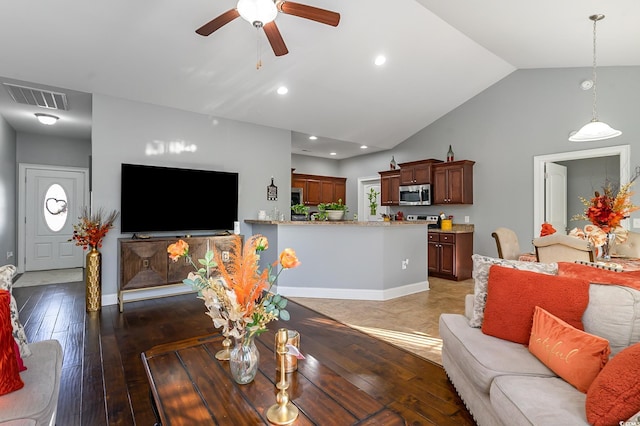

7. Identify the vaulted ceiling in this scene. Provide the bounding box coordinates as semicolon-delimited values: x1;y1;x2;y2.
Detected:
1;0;639;159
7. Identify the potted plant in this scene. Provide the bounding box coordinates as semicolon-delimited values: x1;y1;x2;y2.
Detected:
367;188;380;217
291;203;310;221
318;199;348;221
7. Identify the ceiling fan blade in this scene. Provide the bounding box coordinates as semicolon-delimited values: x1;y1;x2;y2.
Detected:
195;9;240;36
277;1;340;27
263;21;289;56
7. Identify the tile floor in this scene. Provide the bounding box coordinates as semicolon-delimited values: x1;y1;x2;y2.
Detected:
291;276;475;365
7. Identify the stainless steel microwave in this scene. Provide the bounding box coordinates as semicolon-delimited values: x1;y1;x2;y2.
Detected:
399;184;431;206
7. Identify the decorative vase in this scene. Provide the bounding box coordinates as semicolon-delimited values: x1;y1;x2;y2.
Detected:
230;334;260;384
86;246;102;312
370;208;377;216
601;232;615;260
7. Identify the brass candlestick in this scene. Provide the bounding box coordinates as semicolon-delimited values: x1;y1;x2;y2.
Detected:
266;328;298;425
215;336;231;361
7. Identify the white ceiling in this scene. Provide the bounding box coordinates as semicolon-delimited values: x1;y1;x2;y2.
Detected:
0;0;639;159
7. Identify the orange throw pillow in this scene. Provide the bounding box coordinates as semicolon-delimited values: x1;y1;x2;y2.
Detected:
529;306;610;393
586;342;640;426
557;262;640;291
481;265;590;344
0;290;24;395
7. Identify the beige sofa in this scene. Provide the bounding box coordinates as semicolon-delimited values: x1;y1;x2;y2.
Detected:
0;339;63;426
440;270;640;425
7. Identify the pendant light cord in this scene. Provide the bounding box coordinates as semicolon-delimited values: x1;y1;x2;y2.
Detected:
590;15;601;121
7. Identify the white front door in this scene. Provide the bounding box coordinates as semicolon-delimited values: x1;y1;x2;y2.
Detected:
23;166;88;271
544;162;568;234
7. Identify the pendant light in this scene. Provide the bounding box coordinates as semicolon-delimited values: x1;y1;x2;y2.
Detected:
568;14;621;142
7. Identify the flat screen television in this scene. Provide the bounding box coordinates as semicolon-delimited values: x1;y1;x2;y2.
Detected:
120;163;238;233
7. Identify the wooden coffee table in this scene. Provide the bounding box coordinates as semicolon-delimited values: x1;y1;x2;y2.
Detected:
141;302;475;425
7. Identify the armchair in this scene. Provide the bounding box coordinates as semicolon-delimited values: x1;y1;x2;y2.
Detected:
532;234;595;263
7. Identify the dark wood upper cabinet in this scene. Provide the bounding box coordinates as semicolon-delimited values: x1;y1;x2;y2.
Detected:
398;159;442;185
292;173;347;205
432;160;475;205
379;170;400;206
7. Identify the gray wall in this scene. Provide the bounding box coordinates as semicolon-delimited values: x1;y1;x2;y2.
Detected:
91;94;293;303
335;66;640;257
17;133;91;169
0;115;16;267
291;154;341;177
558;156;620;232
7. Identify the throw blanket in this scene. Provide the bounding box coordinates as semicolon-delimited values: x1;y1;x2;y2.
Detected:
557;262;640;292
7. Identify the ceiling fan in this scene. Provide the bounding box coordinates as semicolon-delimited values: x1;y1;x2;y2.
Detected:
195;0;340;57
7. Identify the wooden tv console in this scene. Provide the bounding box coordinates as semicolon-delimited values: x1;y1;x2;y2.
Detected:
118;234;241;312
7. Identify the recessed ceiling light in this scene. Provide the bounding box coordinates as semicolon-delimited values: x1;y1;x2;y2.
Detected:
35;113;59;125
277;86;288;95
330;152;337;156
374;55;386;66
309;135;317;140
360;145;368;149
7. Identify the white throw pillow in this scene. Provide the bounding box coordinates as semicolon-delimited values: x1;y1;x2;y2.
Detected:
469;254;558;328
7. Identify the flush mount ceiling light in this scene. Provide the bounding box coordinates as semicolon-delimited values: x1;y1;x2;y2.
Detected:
569;14;621;142
35;113;59;125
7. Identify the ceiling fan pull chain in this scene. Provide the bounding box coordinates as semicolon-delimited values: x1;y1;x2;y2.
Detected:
255;24;263;69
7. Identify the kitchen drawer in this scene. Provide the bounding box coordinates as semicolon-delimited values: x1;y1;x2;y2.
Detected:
440;233;456;243
428;233;440;242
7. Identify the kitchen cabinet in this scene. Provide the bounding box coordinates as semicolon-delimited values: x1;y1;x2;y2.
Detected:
379;170;400;206
118;234;240;311
398;159;442;185
292;173;346;205
432;160;475;205
428;231;473;281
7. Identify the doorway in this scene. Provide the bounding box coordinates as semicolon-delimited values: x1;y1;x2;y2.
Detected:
17;164;90;273
357;176;384;221
533;145;630;236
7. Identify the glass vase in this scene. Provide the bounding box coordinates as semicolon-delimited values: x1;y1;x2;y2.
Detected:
601;232;615;260
230;334;259;384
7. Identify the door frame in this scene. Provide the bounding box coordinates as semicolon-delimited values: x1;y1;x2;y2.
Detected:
533;145;630;237
17;163;90;273
357;176;383;221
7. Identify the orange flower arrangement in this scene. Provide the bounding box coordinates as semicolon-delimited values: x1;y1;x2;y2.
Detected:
575;181;638;233
70;207;119;249
540;223;557;237
168;234;300;340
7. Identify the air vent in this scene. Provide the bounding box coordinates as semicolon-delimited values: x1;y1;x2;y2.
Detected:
3;83;69;111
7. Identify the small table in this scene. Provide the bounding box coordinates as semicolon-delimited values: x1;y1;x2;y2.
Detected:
142;334;405;425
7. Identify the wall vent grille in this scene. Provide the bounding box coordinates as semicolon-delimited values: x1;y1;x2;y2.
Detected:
3;83;69;110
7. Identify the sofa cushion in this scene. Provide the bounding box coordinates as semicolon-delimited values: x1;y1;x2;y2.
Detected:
0;265;31;358
491;375;588;426
0;290;24;396
481;265;590;344
586;342;640;426
583;284;640;356
439;313;555;394
469;254;558;328
0;340;63;425
529;306;610;393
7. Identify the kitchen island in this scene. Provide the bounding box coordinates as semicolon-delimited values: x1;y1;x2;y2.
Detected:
245;220;429;300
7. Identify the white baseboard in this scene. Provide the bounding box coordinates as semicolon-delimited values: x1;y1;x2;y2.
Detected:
102;284;196;307
277;280;429;301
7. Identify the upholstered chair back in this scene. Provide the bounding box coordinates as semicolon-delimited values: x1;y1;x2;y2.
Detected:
532;234;595;263
491;227;521;260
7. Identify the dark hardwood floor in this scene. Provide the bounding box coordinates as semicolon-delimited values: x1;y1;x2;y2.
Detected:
12;280;475;426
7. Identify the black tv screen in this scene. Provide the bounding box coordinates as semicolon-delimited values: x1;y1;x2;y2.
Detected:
120;163;238;233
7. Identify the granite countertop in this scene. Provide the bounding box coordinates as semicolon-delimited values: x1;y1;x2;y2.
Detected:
245;220;474;231
428;224;475;233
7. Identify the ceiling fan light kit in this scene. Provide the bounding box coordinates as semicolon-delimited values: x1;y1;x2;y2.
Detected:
237;0;277;26
568;14;621;142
